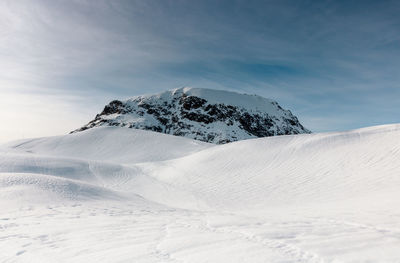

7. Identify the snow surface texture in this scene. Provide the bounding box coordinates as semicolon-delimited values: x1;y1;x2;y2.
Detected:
1;125;400;262
73;87;310;144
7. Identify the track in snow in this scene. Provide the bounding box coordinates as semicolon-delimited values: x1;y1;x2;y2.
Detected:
1;125;400;262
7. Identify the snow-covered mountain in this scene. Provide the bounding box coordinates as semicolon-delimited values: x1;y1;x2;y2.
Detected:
73;87;310;143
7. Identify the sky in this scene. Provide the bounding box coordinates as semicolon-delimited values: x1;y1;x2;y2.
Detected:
1;0;400;142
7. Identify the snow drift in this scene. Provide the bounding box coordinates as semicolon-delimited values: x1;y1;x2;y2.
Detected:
1;124;400;262
2;124;400;210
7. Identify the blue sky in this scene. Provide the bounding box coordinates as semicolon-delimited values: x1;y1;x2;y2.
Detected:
1;0;400;142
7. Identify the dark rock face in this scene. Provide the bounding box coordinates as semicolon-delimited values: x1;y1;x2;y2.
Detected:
72;88;310;144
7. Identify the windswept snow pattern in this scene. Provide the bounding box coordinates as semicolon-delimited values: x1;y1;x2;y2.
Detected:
1;124;400;262
73;87;310;144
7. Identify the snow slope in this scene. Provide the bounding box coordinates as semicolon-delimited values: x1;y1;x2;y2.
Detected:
144;123;400;210
2;126;212;163
1;124;400;262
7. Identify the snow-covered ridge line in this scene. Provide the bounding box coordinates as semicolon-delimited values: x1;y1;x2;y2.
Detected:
127;87;278;112
73;87;310;144
1;126;212;164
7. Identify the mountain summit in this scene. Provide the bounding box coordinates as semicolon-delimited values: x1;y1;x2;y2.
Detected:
73;87;310;143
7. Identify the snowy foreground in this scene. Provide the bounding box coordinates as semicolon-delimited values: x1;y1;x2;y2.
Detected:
1;125;400;262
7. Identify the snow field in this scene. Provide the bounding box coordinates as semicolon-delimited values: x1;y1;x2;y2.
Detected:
1;124;400;262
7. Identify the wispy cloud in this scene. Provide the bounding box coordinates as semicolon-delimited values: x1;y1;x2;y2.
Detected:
1;0;400;141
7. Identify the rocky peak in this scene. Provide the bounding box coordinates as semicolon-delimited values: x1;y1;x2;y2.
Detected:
73;87;310;144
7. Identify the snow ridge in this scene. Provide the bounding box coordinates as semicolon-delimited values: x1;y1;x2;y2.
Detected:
73;87;310;144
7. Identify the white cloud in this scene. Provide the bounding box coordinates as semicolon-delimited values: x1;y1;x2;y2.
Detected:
1;0;400;142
